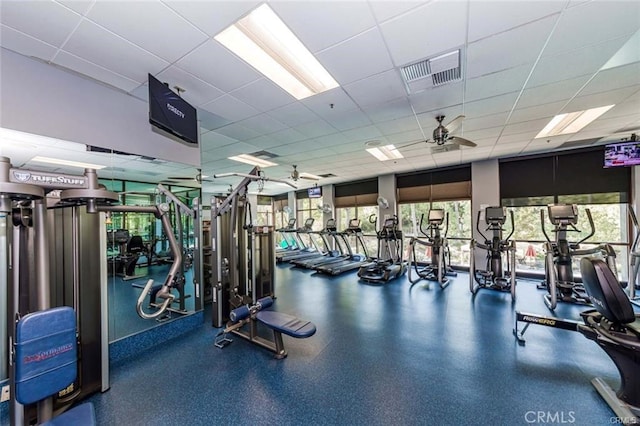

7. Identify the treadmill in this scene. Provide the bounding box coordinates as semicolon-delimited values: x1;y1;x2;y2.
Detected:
275;218;298;254
291;218;345;269
316;219;370;275
278;218;324;263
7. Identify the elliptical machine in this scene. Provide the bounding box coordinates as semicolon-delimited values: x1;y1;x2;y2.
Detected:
469;206;516;299
408;209;456;289
357;215;407;283
540;203;618;310
627;207;640;307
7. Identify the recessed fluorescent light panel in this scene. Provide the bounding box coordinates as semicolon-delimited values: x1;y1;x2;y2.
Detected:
366;145;404;162
215;4;339;100
535;105;615;138
300;172;322;180
228;154;278;168
31;156;106;170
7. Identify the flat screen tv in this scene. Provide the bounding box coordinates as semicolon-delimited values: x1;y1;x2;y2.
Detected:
308;187;322;198
604;140;640;168
148;73;198;145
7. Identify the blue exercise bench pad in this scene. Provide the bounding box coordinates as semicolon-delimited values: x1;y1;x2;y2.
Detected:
43;402;96;426
15;306;77;405
256;311;316;338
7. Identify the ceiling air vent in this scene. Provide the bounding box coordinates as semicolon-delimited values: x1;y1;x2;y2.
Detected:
400;49;462;93
249;150;278;159
318;173;336;178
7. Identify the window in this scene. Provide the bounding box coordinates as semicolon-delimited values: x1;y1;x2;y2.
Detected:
296;197;323;231
255;195;273;227
399;200;471;266
336;205;378;257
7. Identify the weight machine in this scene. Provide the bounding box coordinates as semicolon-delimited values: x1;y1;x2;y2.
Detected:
407;209;456;289
540;204;618;310
469;206;516;299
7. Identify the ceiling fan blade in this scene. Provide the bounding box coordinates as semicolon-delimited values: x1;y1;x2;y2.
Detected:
450;136;477;147
300;175;319;180
397;139;429;149
445;115;465;133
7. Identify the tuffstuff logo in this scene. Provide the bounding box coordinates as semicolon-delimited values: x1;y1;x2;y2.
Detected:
13;171;31;182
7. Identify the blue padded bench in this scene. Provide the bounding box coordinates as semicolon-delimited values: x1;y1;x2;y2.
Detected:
217;297;316;359
15;306;96;425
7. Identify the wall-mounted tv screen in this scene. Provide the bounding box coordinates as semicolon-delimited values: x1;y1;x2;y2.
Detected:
604;140;640;168
308;187;322;198
148;73;198;145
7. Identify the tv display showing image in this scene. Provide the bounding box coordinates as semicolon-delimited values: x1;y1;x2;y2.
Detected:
308;187;322;198
148;73;198;145
604;140;640;168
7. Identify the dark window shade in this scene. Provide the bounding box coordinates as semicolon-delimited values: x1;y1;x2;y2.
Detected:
257;195;272;205
555;149;630;199
334;193;378;208
397;165;470;188
500;147;630;204
334;178;378;197
273;193;288;201
500;156;555;199
296;189;309;199
273;199;288;212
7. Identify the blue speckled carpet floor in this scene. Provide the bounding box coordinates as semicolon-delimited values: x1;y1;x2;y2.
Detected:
87;265;632;426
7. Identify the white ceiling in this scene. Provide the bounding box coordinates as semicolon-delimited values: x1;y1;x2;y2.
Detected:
1;0;639;195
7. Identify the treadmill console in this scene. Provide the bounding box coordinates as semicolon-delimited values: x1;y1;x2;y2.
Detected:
485;206;506;225
548;204;578;226
383;218;397;229
303;218;315;229
286;218;296;228
428;209;445;224
349;218;360;228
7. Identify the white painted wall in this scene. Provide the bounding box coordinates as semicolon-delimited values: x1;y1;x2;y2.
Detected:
378;174;396;220
0;48;200;167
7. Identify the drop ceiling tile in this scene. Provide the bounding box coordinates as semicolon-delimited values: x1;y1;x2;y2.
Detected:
213;123;261;141
458;112;510;133
270;1;376;53
201;94;259;122
464;92;519;119
385;129;424;145
369;2;425;24
467;1;563;42
267;103;320;128
563;87;635;113
361;98;414;123
62;20;169;82
543;1;640;57
344;69;407;108
293;120;336;139
177;39;261;93
580;62;640;97
199;110;232;132
267;128;307;146
517;75;590;109
375;116;422;136
340;125;384;144
409;81;464;115
230;78;295;113
156;67;225;107
323;109;372;132
237;114;287;135
53;51;140;92
380;1;468;66
0;24;58;62
0;0;81;47
164;1;261;37
317;27;394;86
57;1;93;15
466;16;557;79
496;133;536;145
509;100;567;124
302;89;358;118
465;64;531;102
501;118;551;136
205;141;260;159
86;1;207;63
528;36;629;87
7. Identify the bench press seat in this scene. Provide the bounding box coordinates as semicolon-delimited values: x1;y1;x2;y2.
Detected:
256;311;316;338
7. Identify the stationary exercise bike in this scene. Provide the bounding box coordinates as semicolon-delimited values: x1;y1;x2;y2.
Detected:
469;206;516;299
408;209;456;289
540;203;618;310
